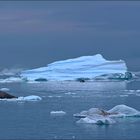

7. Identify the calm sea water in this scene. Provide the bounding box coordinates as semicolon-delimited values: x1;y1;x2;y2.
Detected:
0;81;140;139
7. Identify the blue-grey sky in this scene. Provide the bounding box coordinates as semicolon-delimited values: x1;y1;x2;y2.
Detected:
0;1;140;71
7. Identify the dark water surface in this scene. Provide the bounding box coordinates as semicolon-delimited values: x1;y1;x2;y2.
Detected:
0;81;140;139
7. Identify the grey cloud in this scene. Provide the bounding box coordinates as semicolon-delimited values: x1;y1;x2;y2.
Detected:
0;1;140;71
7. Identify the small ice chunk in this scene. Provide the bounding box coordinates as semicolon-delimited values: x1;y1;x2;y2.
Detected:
17;95;42;101
48;96;53;98
129;90;135;92
47;96;62;98
136;90;140;92
65;92;77;95
50;111;66;116
0;88;10;92
120;95;128;97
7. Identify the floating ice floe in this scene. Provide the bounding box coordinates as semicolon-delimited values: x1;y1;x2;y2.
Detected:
64;92;77;95
17;95;42;101
74;105;140;125
136;90;140;92
50;111;66;116
20;54;131;81
0;77;23;83
0;95;42;101
119;95;129;97
47;96;62;98
0;88;10;92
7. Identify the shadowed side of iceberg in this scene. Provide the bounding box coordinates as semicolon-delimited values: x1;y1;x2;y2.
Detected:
20;54;128;81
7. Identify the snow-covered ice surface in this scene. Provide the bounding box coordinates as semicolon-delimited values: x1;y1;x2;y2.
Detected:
74;105;140;125
0;95;42;102
20;54;127;81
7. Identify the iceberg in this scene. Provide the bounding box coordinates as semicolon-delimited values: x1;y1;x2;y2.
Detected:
20;54;128;81
74;105;140;125
74;105;140;118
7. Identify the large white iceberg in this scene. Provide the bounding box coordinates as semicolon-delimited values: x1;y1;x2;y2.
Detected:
20;54;128;81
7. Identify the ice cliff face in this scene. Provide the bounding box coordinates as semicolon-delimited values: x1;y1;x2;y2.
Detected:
20;54;128;81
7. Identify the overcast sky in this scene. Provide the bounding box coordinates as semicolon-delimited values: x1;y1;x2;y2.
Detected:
0;1;140;71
